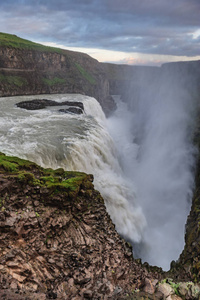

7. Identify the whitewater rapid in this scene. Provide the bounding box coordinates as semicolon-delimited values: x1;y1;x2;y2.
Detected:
0;94;145;244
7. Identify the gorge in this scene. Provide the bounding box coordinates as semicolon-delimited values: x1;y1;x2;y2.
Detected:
1;33;200;299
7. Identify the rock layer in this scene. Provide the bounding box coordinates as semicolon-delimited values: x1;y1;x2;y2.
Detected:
0;152;163;299
0;149;199;300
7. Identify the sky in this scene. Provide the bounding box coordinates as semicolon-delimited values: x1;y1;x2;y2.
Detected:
0;0;200;66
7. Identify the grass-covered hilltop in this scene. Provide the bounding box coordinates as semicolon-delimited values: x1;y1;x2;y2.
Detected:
0;32;63;52
1;32;200;299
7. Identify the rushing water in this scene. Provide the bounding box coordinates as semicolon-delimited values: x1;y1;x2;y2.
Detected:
0;92;196;270
0;94;145;244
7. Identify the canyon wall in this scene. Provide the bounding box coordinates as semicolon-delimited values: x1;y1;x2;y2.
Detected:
0;36;115;115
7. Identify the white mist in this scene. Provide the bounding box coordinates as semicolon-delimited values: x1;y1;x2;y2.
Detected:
107;76;197;270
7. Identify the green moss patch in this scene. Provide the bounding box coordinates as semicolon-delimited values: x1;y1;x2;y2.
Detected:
42;77;66;86
0;152;91;200
0;153;38;172
0;74;28;87
40;171;87;192
75;63;96;85
0;32;62;53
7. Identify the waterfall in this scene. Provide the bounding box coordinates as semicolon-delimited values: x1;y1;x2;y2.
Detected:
0;94;146;244
0;89;196;270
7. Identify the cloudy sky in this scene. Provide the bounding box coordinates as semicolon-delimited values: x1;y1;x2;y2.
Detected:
0;0;200;66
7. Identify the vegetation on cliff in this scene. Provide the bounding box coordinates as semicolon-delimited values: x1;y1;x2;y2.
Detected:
0;152;158;299
1;152;200;299
0;32;62;53
0;32;116;115
0;74;28;88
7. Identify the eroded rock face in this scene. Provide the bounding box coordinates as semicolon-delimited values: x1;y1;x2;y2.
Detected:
168;116;200;283
1;154;200;299
0;152;162;299
0;45;116;115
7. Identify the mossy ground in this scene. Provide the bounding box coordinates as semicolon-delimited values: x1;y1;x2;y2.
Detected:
0;152;90;196
75;62;96;85
0;32;62;53
42;77;66;86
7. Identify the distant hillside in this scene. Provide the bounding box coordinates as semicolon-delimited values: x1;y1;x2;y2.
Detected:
0;33;115;115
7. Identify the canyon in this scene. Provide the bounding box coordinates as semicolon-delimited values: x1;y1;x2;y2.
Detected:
1;33;200;299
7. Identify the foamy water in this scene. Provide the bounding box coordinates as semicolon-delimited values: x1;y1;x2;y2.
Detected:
0;94;146;244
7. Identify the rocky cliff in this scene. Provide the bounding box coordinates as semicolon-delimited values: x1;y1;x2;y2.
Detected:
169;114;200;284
2;32;200;298
0;152;165;299
0;33;115;115
2;152;200;299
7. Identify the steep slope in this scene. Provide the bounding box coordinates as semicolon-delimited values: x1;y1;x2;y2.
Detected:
0;152;164;299
2;32;200;298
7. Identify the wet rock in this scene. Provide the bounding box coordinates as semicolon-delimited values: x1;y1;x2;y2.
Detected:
59;107;83;114
16;99;84;111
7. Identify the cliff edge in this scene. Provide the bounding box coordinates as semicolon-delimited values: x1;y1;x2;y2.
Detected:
0;152;164;299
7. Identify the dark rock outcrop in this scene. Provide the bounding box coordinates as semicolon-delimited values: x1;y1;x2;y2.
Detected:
16;99;84;114
59;107;83;114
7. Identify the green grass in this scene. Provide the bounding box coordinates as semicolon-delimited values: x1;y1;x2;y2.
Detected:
42;77;66;86
0;152;93;211
0;152;37;172
0;74;28;87
75;63;96;85
40;171;87;191
0;152;88;192
0;32;62;53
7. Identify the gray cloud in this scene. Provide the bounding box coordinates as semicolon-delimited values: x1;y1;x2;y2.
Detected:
0;0;200;57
